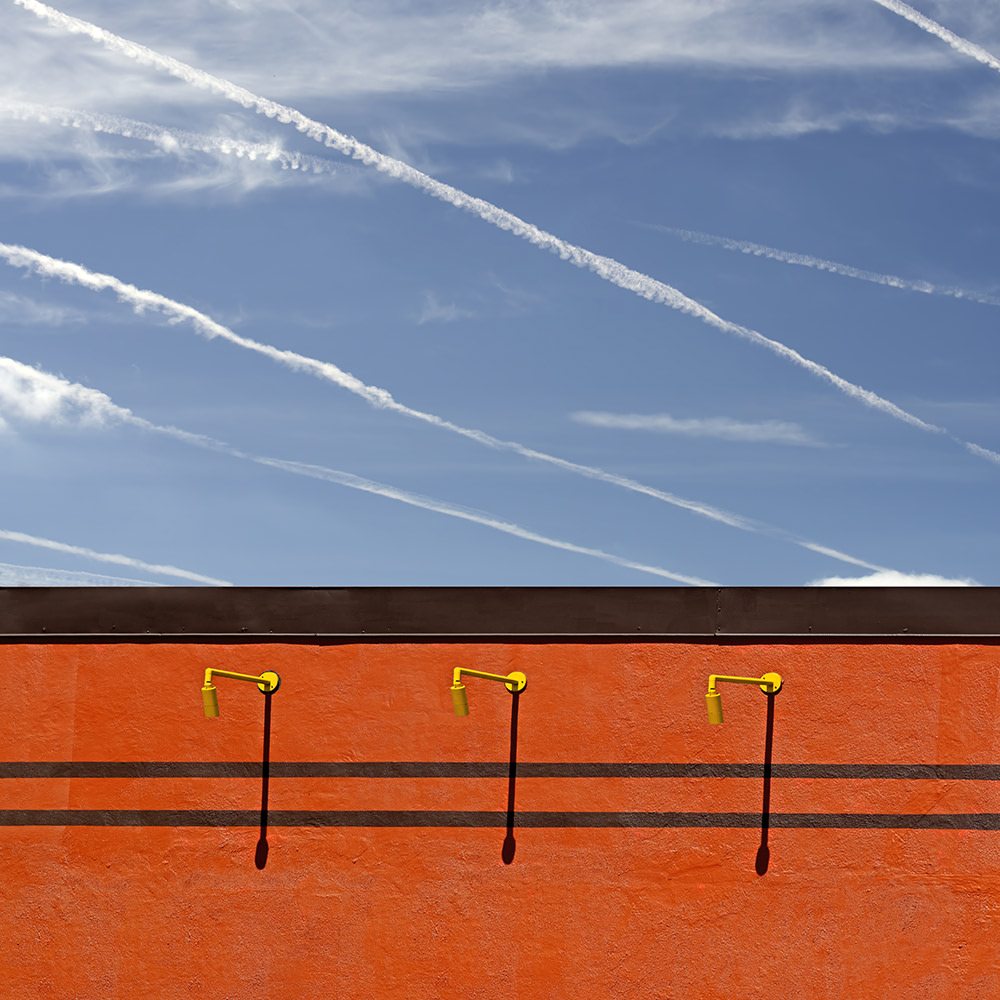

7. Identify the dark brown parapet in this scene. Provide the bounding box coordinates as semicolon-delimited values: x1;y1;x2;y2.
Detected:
0;586;995;640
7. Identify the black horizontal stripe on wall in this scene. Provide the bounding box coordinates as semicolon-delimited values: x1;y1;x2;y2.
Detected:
1;810;999;829
3;762;1000;780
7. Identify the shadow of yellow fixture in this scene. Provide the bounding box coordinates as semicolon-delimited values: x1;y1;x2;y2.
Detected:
450;667;527;716
202;668;281;718
706;672;781;724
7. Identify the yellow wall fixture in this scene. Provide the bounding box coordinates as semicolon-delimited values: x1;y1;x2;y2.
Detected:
202;668;281;718
706;672;782;724
450;667;527;716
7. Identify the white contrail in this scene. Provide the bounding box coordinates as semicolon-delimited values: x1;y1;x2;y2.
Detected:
871;0;1000;74
0;97;352;177
0;357;232;584
798;543;889;572
0;561;167;586
0;528;230;585
844;4;1000;473
0;241;901;571
249;457;717;585
965;441;1000;465
3;357;933;581
0;356;715;585
656;226;1000;307
0;241;754;532
12;0;949;437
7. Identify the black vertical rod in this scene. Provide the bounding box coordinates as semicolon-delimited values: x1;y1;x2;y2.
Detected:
755;691;775;875
502;690;520;864
255;691;272;870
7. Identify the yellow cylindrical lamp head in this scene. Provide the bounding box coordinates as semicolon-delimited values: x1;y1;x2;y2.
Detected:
202;683;220;718
451;683;470;717
706;690;723;724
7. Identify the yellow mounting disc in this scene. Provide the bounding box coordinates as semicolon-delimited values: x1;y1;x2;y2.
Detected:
258;671;281;694
759;672;782;695
505;671;527;694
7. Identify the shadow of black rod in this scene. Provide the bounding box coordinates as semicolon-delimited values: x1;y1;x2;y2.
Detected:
255;691;272;870
756;692;775;876
502;690;520;864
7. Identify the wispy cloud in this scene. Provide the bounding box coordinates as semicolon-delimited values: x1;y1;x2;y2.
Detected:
0;561;165;586
701;89;1000;142
6;0;992;169
0;288;88;325
652;225;1000;306
478;160;516;184
0;354;128;427
708;105;909;140
0;354;715;586
5;0;951;115
0;243;907;574
14;0;963;447
416;291;474;325
0;99;369;200
572;411;818;445
0;98;364;181
0;353;236;450
809;569;978;586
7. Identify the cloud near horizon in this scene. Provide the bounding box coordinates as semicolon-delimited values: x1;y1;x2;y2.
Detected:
809;570;979;587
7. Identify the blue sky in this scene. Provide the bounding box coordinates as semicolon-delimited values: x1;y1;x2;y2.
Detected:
0;0;998;588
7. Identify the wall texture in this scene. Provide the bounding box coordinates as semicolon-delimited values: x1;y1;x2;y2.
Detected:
1;589;998;998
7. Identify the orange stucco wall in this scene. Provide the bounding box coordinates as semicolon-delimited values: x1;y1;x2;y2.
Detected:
2;640;998;997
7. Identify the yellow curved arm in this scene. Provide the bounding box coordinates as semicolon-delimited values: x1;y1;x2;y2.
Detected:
202;668;281;718
450;667;527;716
706;672;782;724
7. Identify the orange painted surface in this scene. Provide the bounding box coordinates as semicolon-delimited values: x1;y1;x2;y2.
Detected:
2;640;999;998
